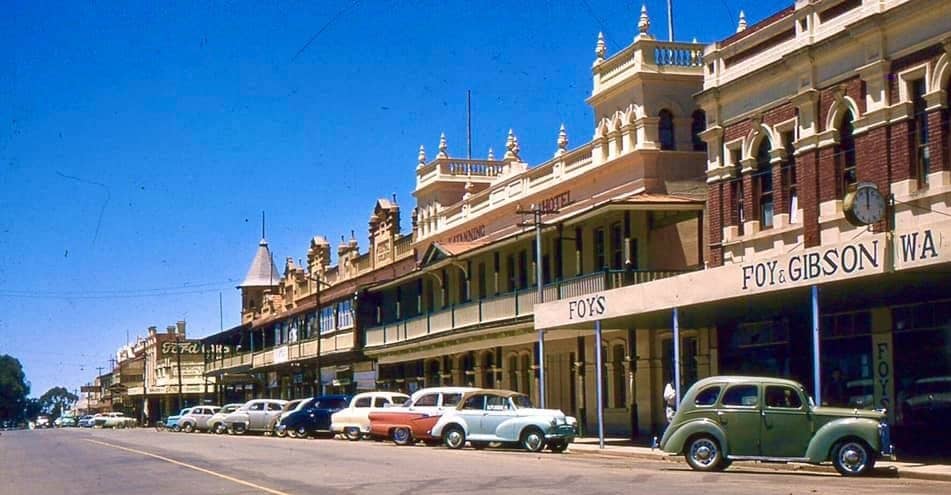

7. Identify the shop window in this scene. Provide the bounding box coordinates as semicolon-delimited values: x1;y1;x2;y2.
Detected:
781;131;798;223
837;110;857;197
691;110;707;151
594;228;606;270
658;109;675;150
755;140;774;229
912;78;931;184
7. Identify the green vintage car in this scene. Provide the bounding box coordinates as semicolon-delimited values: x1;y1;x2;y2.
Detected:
659;376;894;476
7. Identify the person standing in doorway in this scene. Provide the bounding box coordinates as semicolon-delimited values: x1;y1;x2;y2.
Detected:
823;368;847;406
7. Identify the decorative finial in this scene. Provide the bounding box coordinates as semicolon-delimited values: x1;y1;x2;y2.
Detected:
595;32;606;61
512;134;521;159
417;145;426;170
437;132;448;159
737;10;747;32
637;4;652;40
463;179;475;200
504;129;517;160
692;37;698;44
555;124;568;157
487;147;495;160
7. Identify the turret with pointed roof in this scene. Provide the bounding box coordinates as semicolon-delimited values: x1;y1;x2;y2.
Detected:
238;238;281;323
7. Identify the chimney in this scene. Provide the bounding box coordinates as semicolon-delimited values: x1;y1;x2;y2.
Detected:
176;320;186;338
166;325;176;335
148;326;157;337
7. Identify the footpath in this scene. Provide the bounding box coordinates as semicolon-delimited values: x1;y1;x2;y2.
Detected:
569;437;951;483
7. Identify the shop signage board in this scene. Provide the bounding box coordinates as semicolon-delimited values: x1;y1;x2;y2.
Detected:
161;341;202;355
535;221;951;330
273;345;289;365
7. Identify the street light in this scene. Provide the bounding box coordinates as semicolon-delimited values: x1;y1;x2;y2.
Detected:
516;202;563;409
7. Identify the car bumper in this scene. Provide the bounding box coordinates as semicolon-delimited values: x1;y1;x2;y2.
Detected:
545;424;577;440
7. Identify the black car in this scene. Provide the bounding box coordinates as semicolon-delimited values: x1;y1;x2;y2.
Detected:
277;394;351;438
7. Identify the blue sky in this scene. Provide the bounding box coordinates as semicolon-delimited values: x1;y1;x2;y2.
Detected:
0;0;790;398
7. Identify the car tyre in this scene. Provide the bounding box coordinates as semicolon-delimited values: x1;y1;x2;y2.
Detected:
832;440;875;476
549;440;568;453
172;424;181;432
684;435;726;472
213;423;226;435
182;423;194;433
521;427;546;453
295;426;308;439
344;427;362;441
231;423;246;435
392;427;413;446
443;426;466;450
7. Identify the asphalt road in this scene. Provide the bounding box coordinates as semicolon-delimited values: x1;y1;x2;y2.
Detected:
0;428;944;495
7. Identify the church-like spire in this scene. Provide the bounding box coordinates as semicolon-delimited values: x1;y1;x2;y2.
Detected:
238;238;281;288
736;10;748;32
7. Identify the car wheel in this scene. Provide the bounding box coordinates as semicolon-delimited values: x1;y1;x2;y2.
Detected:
392;427;413;446
443;426;466;450
172;424;181;432
470;441;489;450
182;423;194;433
231;423;246;435
213;423;226;435
344;427;362;441
296;426;308;439
521;427;546;453
832;440;875;476
549;440;568;453
685;435;726;472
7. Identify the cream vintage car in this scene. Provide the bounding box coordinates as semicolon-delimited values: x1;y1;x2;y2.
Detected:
331;391;409;440
93;412;137;429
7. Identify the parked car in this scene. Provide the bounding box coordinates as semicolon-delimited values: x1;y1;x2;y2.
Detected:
54;416;78;427
899;376;951;427
164;407;193;431
94;412;137;429
431;389;577;453
207;403;244;434
659;376;895;476
268;399;305;437
34;415;51;428
178;406;221;433
222;399;286;434
78;415;98;428
369;386;477;445
331;392;410;440
276;395;351;438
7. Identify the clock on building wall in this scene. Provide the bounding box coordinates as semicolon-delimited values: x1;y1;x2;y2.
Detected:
844;182;887;227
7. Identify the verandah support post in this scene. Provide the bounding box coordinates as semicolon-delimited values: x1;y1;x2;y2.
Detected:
812;285;821;406
673;307;681;405
595;319;605;449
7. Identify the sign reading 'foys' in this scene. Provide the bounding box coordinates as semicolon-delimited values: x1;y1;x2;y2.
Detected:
568;295;606;320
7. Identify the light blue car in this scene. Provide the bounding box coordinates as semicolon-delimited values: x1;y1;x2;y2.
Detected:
164;407;193;432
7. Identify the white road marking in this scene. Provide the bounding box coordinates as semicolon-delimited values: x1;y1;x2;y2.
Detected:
84;438;292;495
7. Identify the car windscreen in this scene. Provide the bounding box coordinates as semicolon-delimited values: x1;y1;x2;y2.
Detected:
315;398;347;410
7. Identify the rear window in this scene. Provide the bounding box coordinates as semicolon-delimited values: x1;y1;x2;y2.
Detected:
442;393;463;407
694;386;721;406
354;397;371;408
722;385;759;407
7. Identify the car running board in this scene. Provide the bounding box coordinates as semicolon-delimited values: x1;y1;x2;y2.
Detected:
728;456;811;463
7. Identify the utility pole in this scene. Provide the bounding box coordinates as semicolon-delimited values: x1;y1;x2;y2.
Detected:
176;334;184;412
516;201;564;409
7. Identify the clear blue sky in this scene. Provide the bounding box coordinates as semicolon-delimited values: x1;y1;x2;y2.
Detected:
0;1;790;398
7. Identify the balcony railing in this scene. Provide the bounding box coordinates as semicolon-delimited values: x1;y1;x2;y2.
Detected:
206;352;252;372
364;268;692;347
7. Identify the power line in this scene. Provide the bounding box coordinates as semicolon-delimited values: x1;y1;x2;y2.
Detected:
0;286;232;300
290;0;361;63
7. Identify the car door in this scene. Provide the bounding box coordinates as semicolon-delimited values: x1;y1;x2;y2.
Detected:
457;394;488;438
264;402;284;428
481;395;516;440
246;402;266;429
761;385;811;458
717;384;762;457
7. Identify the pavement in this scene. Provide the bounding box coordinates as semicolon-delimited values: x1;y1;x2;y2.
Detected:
569;436;951;482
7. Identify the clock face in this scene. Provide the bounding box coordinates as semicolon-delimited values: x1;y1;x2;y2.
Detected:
851;185;886;225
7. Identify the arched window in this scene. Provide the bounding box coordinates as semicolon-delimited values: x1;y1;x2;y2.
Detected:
658;109;675;150
691;110;707;151
755;139;774;229
837;111;857;196
612;344;627;408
